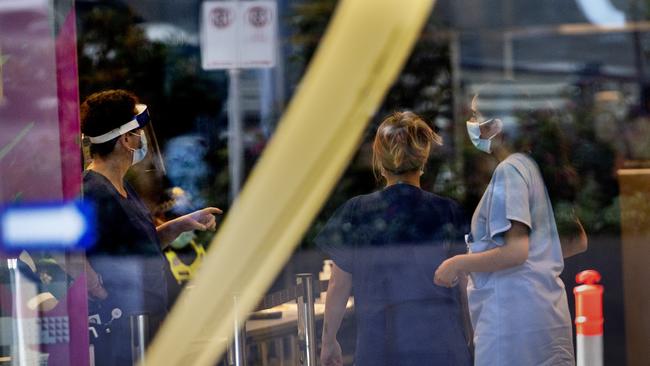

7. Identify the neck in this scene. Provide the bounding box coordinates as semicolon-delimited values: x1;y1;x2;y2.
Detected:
88;156;130;195
384;171;421;188
491;137;513;162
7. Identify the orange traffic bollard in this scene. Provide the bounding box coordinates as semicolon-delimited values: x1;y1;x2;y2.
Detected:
574;270;604;366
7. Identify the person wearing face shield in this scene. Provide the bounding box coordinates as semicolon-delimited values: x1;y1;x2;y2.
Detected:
79;90;222;365
434;92;588;366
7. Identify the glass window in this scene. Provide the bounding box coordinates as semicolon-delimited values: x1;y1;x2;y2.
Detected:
0;0;647;365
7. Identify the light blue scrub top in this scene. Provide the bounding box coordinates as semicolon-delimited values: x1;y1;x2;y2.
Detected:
467;153;575;366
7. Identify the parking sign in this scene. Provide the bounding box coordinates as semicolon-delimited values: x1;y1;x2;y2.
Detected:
201;1;277;69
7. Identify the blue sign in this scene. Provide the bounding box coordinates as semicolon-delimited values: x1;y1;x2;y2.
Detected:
0;201;95;250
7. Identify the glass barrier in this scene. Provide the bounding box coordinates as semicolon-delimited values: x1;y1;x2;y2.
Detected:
0;0;88;364
0;0;648;365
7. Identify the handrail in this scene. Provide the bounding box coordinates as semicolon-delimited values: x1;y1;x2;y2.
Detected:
254;280;329;312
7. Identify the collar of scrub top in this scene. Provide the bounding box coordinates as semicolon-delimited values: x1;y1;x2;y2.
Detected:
86;104;150;144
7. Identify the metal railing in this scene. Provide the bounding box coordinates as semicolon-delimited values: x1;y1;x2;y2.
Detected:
227;274;329;366
296;274;317;366
130;313;149;366
115;275;329;366
227;296;248;366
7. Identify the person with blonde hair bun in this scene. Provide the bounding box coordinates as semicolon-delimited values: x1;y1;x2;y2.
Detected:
317;111;472;366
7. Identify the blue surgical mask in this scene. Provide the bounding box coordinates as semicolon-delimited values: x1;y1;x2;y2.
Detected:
466;118;502;154
128;131;148;165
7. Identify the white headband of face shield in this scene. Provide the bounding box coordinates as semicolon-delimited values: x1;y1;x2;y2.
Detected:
86;104;149;144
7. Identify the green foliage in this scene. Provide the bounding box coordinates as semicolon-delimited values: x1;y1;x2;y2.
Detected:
287;0;337;82
564;82;622;234
77;6;167;99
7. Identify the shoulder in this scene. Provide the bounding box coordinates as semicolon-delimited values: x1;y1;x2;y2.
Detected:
82;170;100;187
83;171;111;200
82;171;124;215
343;190;385;208
420;190;461;211
495;153;535;181
322;196;361;224
328;190;390;220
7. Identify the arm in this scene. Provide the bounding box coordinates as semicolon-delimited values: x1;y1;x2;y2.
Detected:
457;273;474;352
434;220;529;287
321;263;352;366
51;253;108;300
156;207;222;248
560;216;588;258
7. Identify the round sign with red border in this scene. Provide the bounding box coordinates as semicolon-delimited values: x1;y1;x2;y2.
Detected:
247;6;270;28
211;7;233;29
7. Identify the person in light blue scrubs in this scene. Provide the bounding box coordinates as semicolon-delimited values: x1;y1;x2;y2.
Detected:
434;89;588;365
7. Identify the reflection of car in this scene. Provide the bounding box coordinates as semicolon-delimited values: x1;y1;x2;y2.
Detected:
139;22;199;46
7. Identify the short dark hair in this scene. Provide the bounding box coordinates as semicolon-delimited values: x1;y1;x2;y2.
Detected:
80;90;138;157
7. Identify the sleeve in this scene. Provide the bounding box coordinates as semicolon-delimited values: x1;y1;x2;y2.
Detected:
83;182;123;254
313;199;357;273
486;162;532;242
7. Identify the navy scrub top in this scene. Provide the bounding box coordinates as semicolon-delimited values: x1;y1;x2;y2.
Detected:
83;170;168;317
315;183;472;366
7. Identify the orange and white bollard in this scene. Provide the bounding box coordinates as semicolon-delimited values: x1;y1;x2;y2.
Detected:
574;270;604;366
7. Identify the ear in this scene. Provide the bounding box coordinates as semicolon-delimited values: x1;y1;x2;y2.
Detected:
118;133;132;150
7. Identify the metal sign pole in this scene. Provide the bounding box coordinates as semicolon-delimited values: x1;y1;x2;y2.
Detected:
202;0;277;203
131;313;149;366
296;274;317;366
228;67;243;203
227;295;247;366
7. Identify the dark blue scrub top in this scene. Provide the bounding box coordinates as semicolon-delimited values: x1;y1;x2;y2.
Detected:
315;183;472;366
83;170;168;316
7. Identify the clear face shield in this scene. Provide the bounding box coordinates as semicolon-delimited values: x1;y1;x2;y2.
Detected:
136;121;166;175
81;105;167;210
81;104;166;173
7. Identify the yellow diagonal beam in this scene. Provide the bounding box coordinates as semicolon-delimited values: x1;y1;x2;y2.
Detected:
145;0;435;365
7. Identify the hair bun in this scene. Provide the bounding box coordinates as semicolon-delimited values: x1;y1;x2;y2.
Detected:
372;111;442;179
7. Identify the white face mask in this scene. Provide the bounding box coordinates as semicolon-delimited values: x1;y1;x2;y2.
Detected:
466;118;502;154
128;131;148;165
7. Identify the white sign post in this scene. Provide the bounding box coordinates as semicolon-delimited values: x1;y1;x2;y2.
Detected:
201;1;277;202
